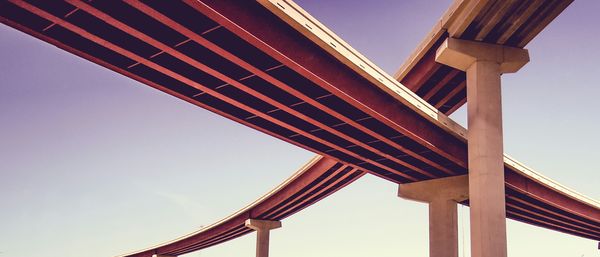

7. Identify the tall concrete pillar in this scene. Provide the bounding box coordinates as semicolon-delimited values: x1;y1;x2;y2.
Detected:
399;175;469;257
436;38;529;257
245;219;282;257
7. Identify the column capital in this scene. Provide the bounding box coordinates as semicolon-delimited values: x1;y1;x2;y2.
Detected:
245;219;282;231
398;174;469;203
435;38;529;73
398;175;468;257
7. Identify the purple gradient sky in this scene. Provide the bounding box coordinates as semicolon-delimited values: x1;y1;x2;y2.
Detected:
1;1;599;257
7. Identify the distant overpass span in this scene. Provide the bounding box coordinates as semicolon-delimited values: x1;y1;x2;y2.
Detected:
0;1;597;257
120;156;363;256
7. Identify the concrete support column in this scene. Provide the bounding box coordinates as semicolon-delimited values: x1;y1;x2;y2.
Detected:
436;38;529;257
429;199;459;257
466;59;506;257
399;175;469;257
245;219;282;257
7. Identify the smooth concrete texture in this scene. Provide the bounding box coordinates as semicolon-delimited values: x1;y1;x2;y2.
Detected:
398;175;469;203
435;38;529;73
245;219;282;257
152;255;176;257
399;175;469;257
436;39;530;257
465;60;507;257
429;199;459;257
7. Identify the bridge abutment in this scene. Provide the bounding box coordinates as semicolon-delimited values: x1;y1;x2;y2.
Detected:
435;38;529;257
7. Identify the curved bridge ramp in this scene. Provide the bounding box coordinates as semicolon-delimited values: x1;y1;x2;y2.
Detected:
118;156;364;257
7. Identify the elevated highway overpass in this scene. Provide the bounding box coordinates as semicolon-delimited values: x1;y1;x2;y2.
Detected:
0;0;597;256
109;154;598;257
395;0;574;114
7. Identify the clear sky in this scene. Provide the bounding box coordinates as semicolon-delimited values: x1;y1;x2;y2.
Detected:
0;1;598;257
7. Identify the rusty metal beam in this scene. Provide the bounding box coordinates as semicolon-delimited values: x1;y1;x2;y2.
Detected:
11;0;419;183
65;1;435;182
186;0;469;169
120;0;458;177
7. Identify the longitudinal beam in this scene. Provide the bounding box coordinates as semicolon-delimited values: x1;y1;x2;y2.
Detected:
65;0;430;182
121;0;458;178
192;0;470;168
10;0;424;183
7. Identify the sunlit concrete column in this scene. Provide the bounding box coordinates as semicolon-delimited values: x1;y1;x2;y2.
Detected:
245;219;282;257
399;175;469;257
436;38;529;257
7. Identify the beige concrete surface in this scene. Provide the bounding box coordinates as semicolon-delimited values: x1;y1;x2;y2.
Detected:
245;219;282;257
399;175;469;257
436;38;529;257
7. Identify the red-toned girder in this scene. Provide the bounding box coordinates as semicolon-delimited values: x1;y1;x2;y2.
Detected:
0;12;371;256
65;1;433;182
11;0;417;182
435;81;465;109
446;97;467;115
423;70;461;101
505;169;600;222
507;209;598;239
257;165;350;219
506;201;600;238
0;10;315;161
123;0;458;177
266;166;359;220
185;0;469;169
400;48;443;92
